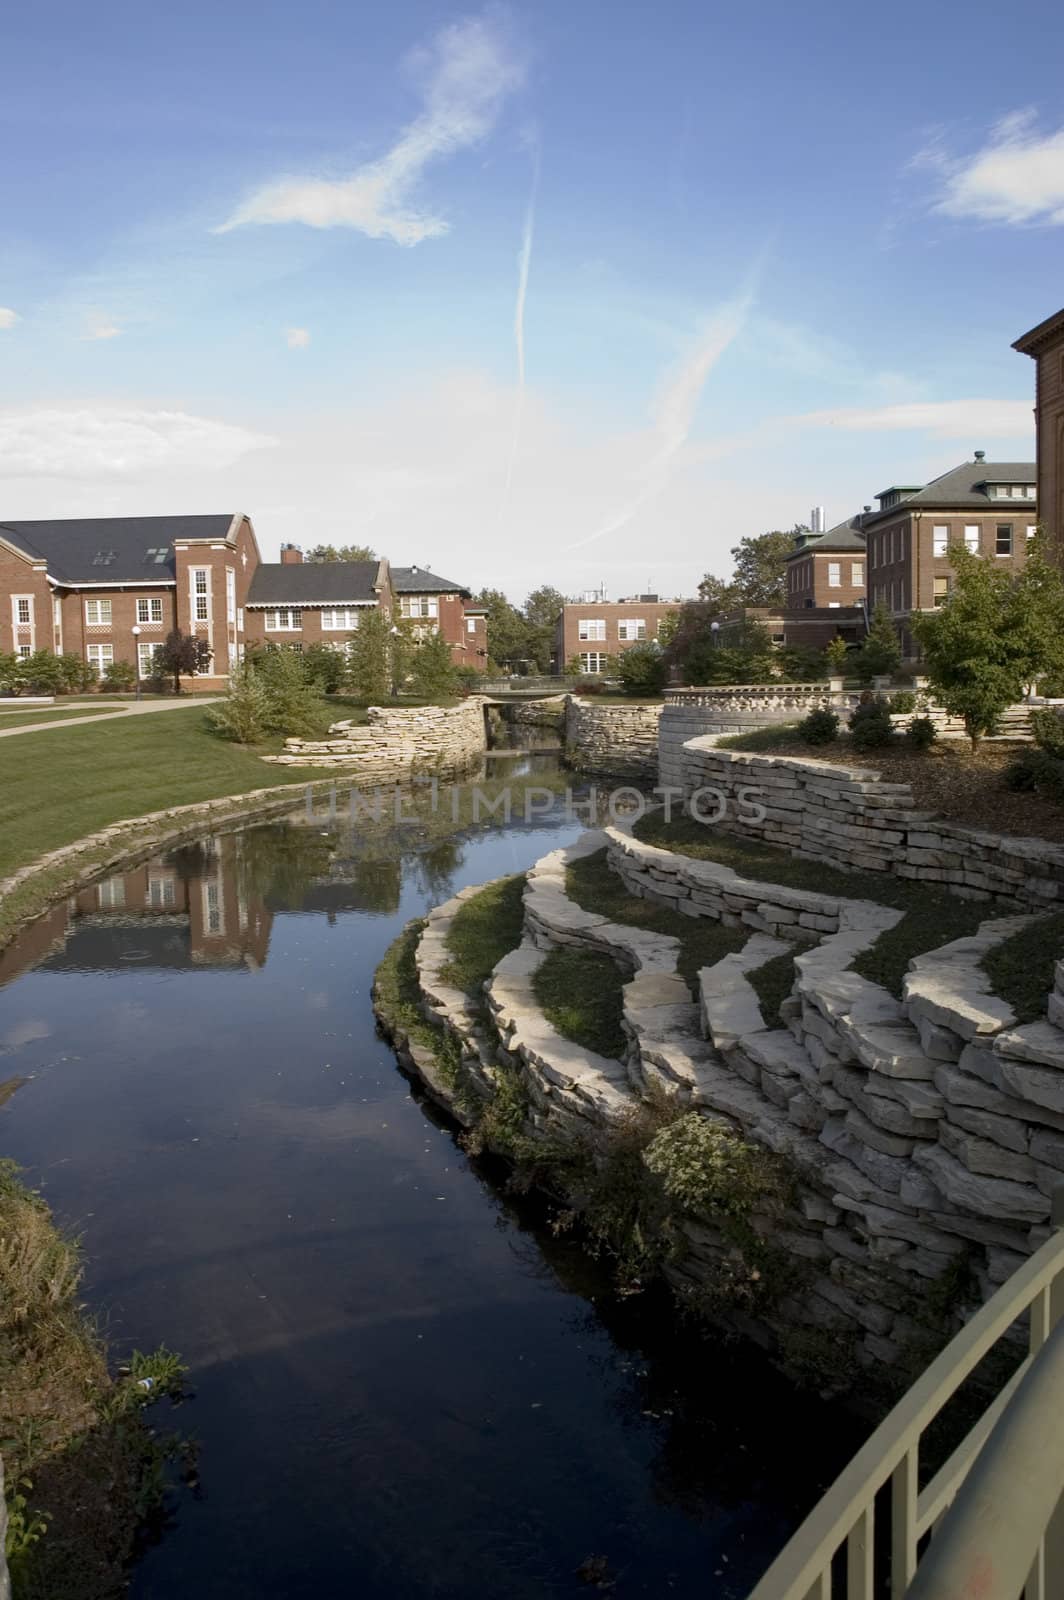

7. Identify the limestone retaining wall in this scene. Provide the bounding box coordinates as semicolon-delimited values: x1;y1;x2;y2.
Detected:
659;686;846;787
502;695;566;730
564;695;661;780
267;696;488;774
674;741;1064;909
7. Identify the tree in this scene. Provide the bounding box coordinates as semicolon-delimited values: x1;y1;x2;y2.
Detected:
247;646;328;736
306;543;378;563
409;630;459;699
911;545;1025;748
615;641;668;696
346;609;393;702
1007;532;1064;694
17;650;66;695
0;652;20;695
155;630;212;694
824;636;849;674
855;604;902;682
696;572;737;611
523;586;566;673
303;642;347;694
57;652;98;692
729;530;793;606
474;588;531;671
663;605;774;686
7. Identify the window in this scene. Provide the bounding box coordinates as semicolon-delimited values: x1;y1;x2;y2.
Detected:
136;597;164;624
578;619;607;641
264;608;302;630
204;881;223;936
618;618;646;641
827;562;841;587
321;607;360;630
579;652;609;674
138;642;162;679
1028;525;1038;541
828;601;840;609
851;563;863;586
16;597;32;625
86;643;113;676
932;525;949;557
147;876;176;909
193;568;209;622
466;618;477;634
400;596;438;619
53;598;61;626
964;526;980;554
1026;484;1037;499
933;576;951;607
996;524;1013;557
92;550;117;567
96;878;125;909
237;607;244;632
17;644;31;659
226;568;236;624
85;598;112;626
145;546;170;565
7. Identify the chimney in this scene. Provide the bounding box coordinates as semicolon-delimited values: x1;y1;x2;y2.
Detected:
280;543;303;564
811;506;825;534
974;450;986;462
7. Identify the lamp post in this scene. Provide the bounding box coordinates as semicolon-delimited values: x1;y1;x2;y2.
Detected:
710;620;720;648
131;624;142;702
389;625;402;699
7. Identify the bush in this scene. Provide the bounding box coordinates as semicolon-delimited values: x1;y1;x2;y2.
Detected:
797;708;839;746
57;652;98;692
615;641;667;697
102;660;137;692
823;636;849;674
408;629;459;700
854;603;902;682
1030;708;1064;757
849;694;895;751
1004;748;1064;804
1038;673;1064;699
777;645;825;682
454;666;484;694
206;662;274;743
16;650;66;695
906;715;938;750
0;651;21;694
303;642;348;695
890;690;916;714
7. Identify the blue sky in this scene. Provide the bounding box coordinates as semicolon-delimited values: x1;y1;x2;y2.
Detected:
1;0;1062;600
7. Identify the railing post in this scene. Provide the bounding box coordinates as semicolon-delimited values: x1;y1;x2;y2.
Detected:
892;1447;917;1599
1040;1189;1064;1599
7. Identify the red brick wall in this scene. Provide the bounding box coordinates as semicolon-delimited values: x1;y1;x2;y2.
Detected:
0;544;52;656
787;549;866;608
1032;334;1064;556
557;602;679;669
56;588;180;673
866;509;1037;617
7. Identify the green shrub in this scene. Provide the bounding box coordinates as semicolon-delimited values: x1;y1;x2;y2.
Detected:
56;653;98;692
409;629;459;699
1004;748;1064;804
890;690;916;714
102;660;137;692
1030;708;1064;757
0;651;21;694
254;648;330;737
906;714;938;750
823;636;849;673
643;1112;793;1224
16;650;66;695
616;641;667;696
797;708;838;746
849;695;895;751
1038;673;1064;699
206;662;274;743
303;642;348;694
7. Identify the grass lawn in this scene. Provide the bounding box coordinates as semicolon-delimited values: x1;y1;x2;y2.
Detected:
566;847;746;994
715;724;804;751
0;705;124;729
439;875;526;1001
633;814;987;997
0;704;338;882
533;944;628;1058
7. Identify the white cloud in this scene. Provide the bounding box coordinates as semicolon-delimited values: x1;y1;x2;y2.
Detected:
285;327;311;349
216;13;524;244
922;110;1064;225
82;314;122;341
0;407;275;478
0;307;19;330
793;398;1034;441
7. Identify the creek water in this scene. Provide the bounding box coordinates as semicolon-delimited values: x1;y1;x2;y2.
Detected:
0;748;862;1598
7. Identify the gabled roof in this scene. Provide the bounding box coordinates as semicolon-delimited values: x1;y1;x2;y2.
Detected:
0;515;237;584
785;514;866;561
1014;306;1064;356
389;565;470;596
246;561;381;606
863;459;1036;524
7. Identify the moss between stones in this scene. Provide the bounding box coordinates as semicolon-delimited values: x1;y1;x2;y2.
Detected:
0;1160;189;1600
632;814;987;997
438;875;527;1005
565;846;747;995
981;909;1064;1023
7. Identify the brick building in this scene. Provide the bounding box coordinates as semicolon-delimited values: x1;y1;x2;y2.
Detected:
554;596;681;675
785;514;866;609
0;517;488;686
862;454;1037;655
1014;307;1064;555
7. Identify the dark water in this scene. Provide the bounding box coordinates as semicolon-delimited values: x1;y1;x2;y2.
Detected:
0;785;862;1599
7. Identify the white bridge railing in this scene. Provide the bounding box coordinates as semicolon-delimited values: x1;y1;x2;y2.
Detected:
749;1193;1064;1600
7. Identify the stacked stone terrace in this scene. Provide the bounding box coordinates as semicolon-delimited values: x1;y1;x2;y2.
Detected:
267;696;488;774
392;807;1064;1374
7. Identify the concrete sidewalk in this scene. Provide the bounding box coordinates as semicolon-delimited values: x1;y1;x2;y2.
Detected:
0;698;221;739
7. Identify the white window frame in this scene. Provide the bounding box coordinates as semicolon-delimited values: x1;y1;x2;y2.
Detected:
851;562;863;586
617;618;647;641
192;567;210;624
1028;525;1038;541
579;651;609;674
85;597;112;626
995;524;1013;557
14;596;32;626
226;568;236;625
933;576;951;607
17;644;31;660
827;562;841;588
578;619;607;641
86;643;114;677
466;618;477;635
136;597;164;625
138;641;163;679
96;877;126;909
321;607;360;631
264;607;303;631
147;875;177;909
932;526;949;558
963;525;980;554
399;596;438;620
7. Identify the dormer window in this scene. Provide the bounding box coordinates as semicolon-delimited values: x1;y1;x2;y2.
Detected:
92;549;117;566
145;546;170;564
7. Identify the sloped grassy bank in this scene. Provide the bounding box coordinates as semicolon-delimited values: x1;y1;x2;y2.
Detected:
1;1161;188;1600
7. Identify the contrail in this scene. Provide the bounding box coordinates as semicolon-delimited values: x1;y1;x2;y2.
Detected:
500;141;540;513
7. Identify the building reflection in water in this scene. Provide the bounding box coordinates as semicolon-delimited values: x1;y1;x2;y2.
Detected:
0;819;416;989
